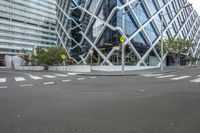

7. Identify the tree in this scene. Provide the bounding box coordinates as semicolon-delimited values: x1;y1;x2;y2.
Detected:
31;47;68;66
21;49;31;65
163;38;194;66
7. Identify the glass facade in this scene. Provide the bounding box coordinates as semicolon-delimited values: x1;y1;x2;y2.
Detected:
57;0;200;66
0;0;57;54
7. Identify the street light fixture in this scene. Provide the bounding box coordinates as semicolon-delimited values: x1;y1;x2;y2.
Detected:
160;3;192;72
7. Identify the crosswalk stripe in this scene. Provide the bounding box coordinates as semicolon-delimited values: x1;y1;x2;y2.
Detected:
43;82;55;85
0;86;7;89
20;84;34;87
143;74;163;77
156;75;176;79
54;74;68;77
62;79;71;82
0;78;6;83
77;78;85;81
171;76;191;81
15;77;26;81
30;76;42;80
43;75;56;78
190;78;200;83
68;73;80;76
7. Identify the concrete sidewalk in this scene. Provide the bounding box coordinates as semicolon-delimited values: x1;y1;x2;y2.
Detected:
79;66;198;76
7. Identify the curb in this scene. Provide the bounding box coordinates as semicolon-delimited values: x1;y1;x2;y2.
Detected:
78;67;198;76
78;73;140;76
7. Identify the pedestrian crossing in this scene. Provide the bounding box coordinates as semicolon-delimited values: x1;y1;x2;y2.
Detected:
142;73;200;83
15;77;26;81
0;78;6;83
0;73;80;83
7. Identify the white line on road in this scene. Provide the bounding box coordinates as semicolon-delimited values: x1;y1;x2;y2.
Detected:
20;84;34;87
0;86;7;89
190;78;200;83
143;74;163;77
171;76;191;81
68;73;80;76
30;76;42;80
54;74;68;77
90;76;97;79
0;78;6;83
156;75;176;79
15;77;26;81
77;78;85;81
62;79;71;82
43;75;56;78
43;82;55;85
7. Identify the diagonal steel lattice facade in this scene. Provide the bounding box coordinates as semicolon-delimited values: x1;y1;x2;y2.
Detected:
56;0;200;66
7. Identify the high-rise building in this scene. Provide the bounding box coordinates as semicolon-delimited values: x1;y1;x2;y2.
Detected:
0;0;57;55
56;0;200;66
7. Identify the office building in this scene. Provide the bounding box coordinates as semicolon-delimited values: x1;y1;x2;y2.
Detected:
57;0;200;66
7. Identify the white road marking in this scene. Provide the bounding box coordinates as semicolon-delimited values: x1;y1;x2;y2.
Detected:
190;78;200;83
171;76;191;81
54;74;68;77
197;75;200;77
68;73;80;76
43;75;56;78
0;86;7;89
77;78;85;81
62;79;71;82
90;76;96;79
15;77;26;81
143;74;163;77
156;75;176;79
0;78;6;83
30;76;42;80
43;82;55;85
20;84;34;87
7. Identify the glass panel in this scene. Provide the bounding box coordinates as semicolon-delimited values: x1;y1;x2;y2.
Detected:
69;45;83;62
96;0;117;21
131;2;149;24
158;0;164;8
131;32;150;57
87;19;104;42
96;27;122;48
122;8;138;37
145;0;158;15
145;51;159;66
88;0;99;13
81;12;92;32
144;22;158;43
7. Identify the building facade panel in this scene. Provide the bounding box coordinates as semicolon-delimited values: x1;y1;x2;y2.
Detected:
57;0;200;66
0;0;57;54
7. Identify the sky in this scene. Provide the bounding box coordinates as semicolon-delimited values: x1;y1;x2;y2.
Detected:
187;0;200;15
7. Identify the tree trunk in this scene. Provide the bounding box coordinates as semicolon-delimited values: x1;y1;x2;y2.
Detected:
175;56;179;68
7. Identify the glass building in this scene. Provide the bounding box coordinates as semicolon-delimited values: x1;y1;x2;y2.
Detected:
0;0;57;55
56;0;200;66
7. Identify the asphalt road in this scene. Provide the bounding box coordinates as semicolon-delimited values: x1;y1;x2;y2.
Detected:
0;68;200;133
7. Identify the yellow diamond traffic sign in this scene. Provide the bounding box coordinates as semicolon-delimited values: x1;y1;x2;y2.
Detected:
120;36;125;43
61;54;66;59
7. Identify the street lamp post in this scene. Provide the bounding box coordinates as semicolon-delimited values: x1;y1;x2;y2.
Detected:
160;11;164;72
160;3;192;72
121;8;125;74
121;0;141;74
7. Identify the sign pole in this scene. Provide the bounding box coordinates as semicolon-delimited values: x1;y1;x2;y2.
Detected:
61;54;66;73
121;8;125;74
